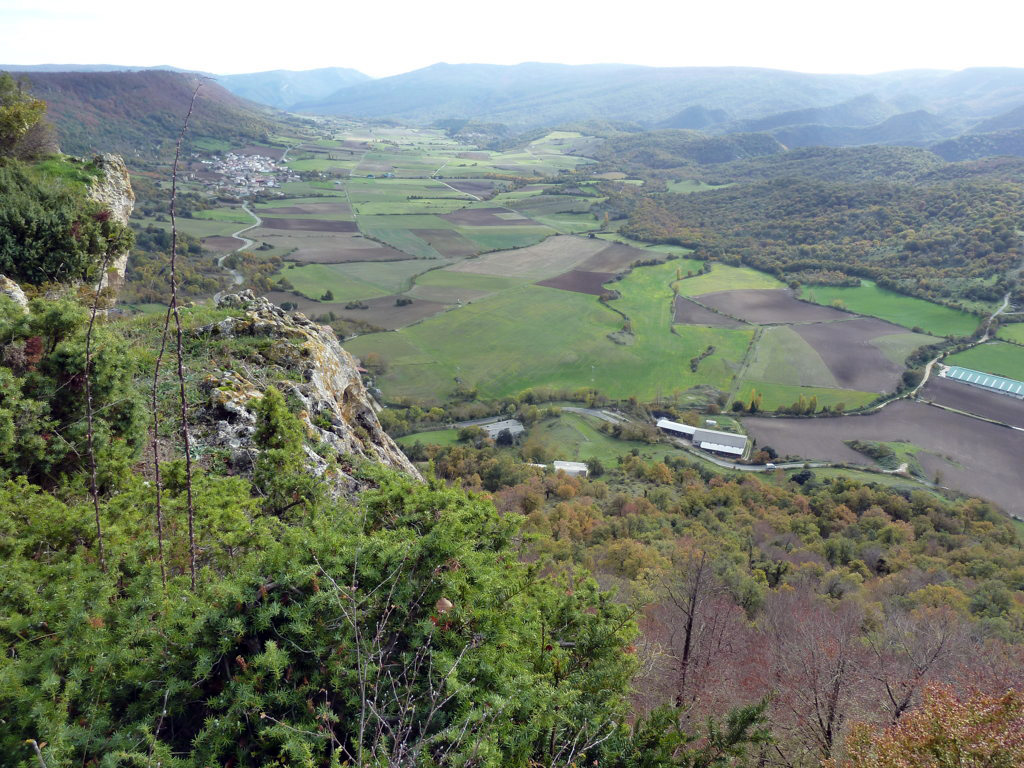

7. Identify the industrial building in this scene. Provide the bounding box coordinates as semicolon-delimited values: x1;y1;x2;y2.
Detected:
941;366;1024;399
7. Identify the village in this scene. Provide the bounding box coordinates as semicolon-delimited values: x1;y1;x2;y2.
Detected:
194;151;300;196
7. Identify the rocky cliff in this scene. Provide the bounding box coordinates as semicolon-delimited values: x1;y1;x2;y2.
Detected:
197;291;421;495
87;153;135;289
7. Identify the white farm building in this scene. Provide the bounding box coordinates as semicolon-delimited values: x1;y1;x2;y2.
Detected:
656;418;748;458
553;461;589;477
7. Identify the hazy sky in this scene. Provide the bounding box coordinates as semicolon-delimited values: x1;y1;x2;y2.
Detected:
1;0;1022;78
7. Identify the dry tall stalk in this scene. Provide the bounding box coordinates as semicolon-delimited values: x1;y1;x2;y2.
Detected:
167;81;202;588
84;250;113;573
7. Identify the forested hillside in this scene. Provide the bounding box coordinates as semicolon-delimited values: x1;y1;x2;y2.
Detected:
21;70;280;156
602;146;1023;304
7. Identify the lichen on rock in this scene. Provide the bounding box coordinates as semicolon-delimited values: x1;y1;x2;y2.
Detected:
197;291;421;496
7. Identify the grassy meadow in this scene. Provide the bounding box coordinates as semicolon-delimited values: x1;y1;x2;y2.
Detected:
803;281;980;337
946;341;1024;380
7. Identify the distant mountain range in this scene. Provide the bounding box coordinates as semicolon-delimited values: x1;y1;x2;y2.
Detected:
289;62;1024;157
6;62;1024;160
217;68;370;110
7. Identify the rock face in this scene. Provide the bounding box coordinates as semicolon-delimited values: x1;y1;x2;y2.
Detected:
197;291;421;495
88;153;135;290
0;276;29;313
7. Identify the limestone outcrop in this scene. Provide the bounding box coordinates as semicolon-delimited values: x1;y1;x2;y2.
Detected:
0;276;29;312
197;291;421;496
88;153;135;289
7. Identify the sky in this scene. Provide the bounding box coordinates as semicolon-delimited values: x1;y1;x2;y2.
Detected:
1;0;1022;78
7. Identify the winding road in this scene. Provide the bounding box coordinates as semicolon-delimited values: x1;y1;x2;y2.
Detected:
213;203;261;302
887;289;1011;405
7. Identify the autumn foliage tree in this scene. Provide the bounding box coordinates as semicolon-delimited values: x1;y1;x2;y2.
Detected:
830;685;1024;768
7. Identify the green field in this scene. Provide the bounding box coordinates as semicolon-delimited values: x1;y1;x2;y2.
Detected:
530;413;675;464
331;260;451;295
193;208;262;224
277;263;389;302
803;281;980;337
359;226;447;260
871;332;942;365
675;264;785;296
997;322;1024;345
137;215;241;239
946;341;1024;380
348;261;754;403
397;428;461;448
531;212;601;234
413;270;527;293
744;326;837;388
734;380;877;412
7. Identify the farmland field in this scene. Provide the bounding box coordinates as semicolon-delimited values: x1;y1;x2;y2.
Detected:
997;322;1024;344
254;230;409;263
742;326;837;388
193;208;256;224
447;236;609;280
922;377;1024;428
677;265;785;296
743;401;1024;513
735;380;876;412
396;429;461;448
697;289;847;324
276;263;389;302
945;340;1024;380
673;296;749;328
802;281;980;337
346;260;754;403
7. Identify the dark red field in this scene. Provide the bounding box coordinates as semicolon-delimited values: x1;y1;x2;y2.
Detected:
259;218;358;233
697;289;851;324
439;208;535;226
922;376;1024;428
536;270;615;295
673;296;749;328
578;243;659;272
793;318;926;392
410;229;480;258
743;401;1024;513
201;236;240;252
